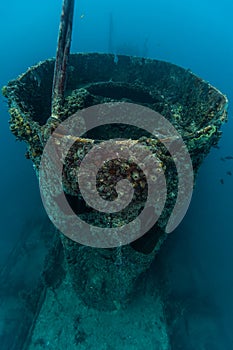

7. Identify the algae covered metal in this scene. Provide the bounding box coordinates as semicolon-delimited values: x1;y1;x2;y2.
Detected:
2;53;228;311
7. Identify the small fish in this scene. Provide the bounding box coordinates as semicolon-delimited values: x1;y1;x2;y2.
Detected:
225;156;233;160
227;171;232;176
214;145;220;149
80;14;85;19
220;178;224;185
220;157;225;161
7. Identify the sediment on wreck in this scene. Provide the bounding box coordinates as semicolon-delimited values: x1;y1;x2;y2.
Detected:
2;53;228;310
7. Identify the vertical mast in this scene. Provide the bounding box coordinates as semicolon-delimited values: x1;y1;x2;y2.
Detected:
51;0;75;118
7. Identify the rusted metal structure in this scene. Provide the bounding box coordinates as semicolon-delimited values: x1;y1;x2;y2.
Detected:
3;52;228;310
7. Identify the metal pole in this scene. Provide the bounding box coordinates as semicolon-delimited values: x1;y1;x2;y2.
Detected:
51;0;75;118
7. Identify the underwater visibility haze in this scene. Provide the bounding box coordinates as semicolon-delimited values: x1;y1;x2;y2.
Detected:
0;0;233;349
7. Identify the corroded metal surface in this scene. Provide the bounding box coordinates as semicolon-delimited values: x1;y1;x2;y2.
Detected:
3;53;228;309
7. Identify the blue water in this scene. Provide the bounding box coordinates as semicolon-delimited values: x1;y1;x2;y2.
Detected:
0;0;233;349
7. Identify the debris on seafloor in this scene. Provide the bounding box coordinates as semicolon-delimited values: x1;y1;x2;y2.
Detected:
220;178;224;185
226;171;232;176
